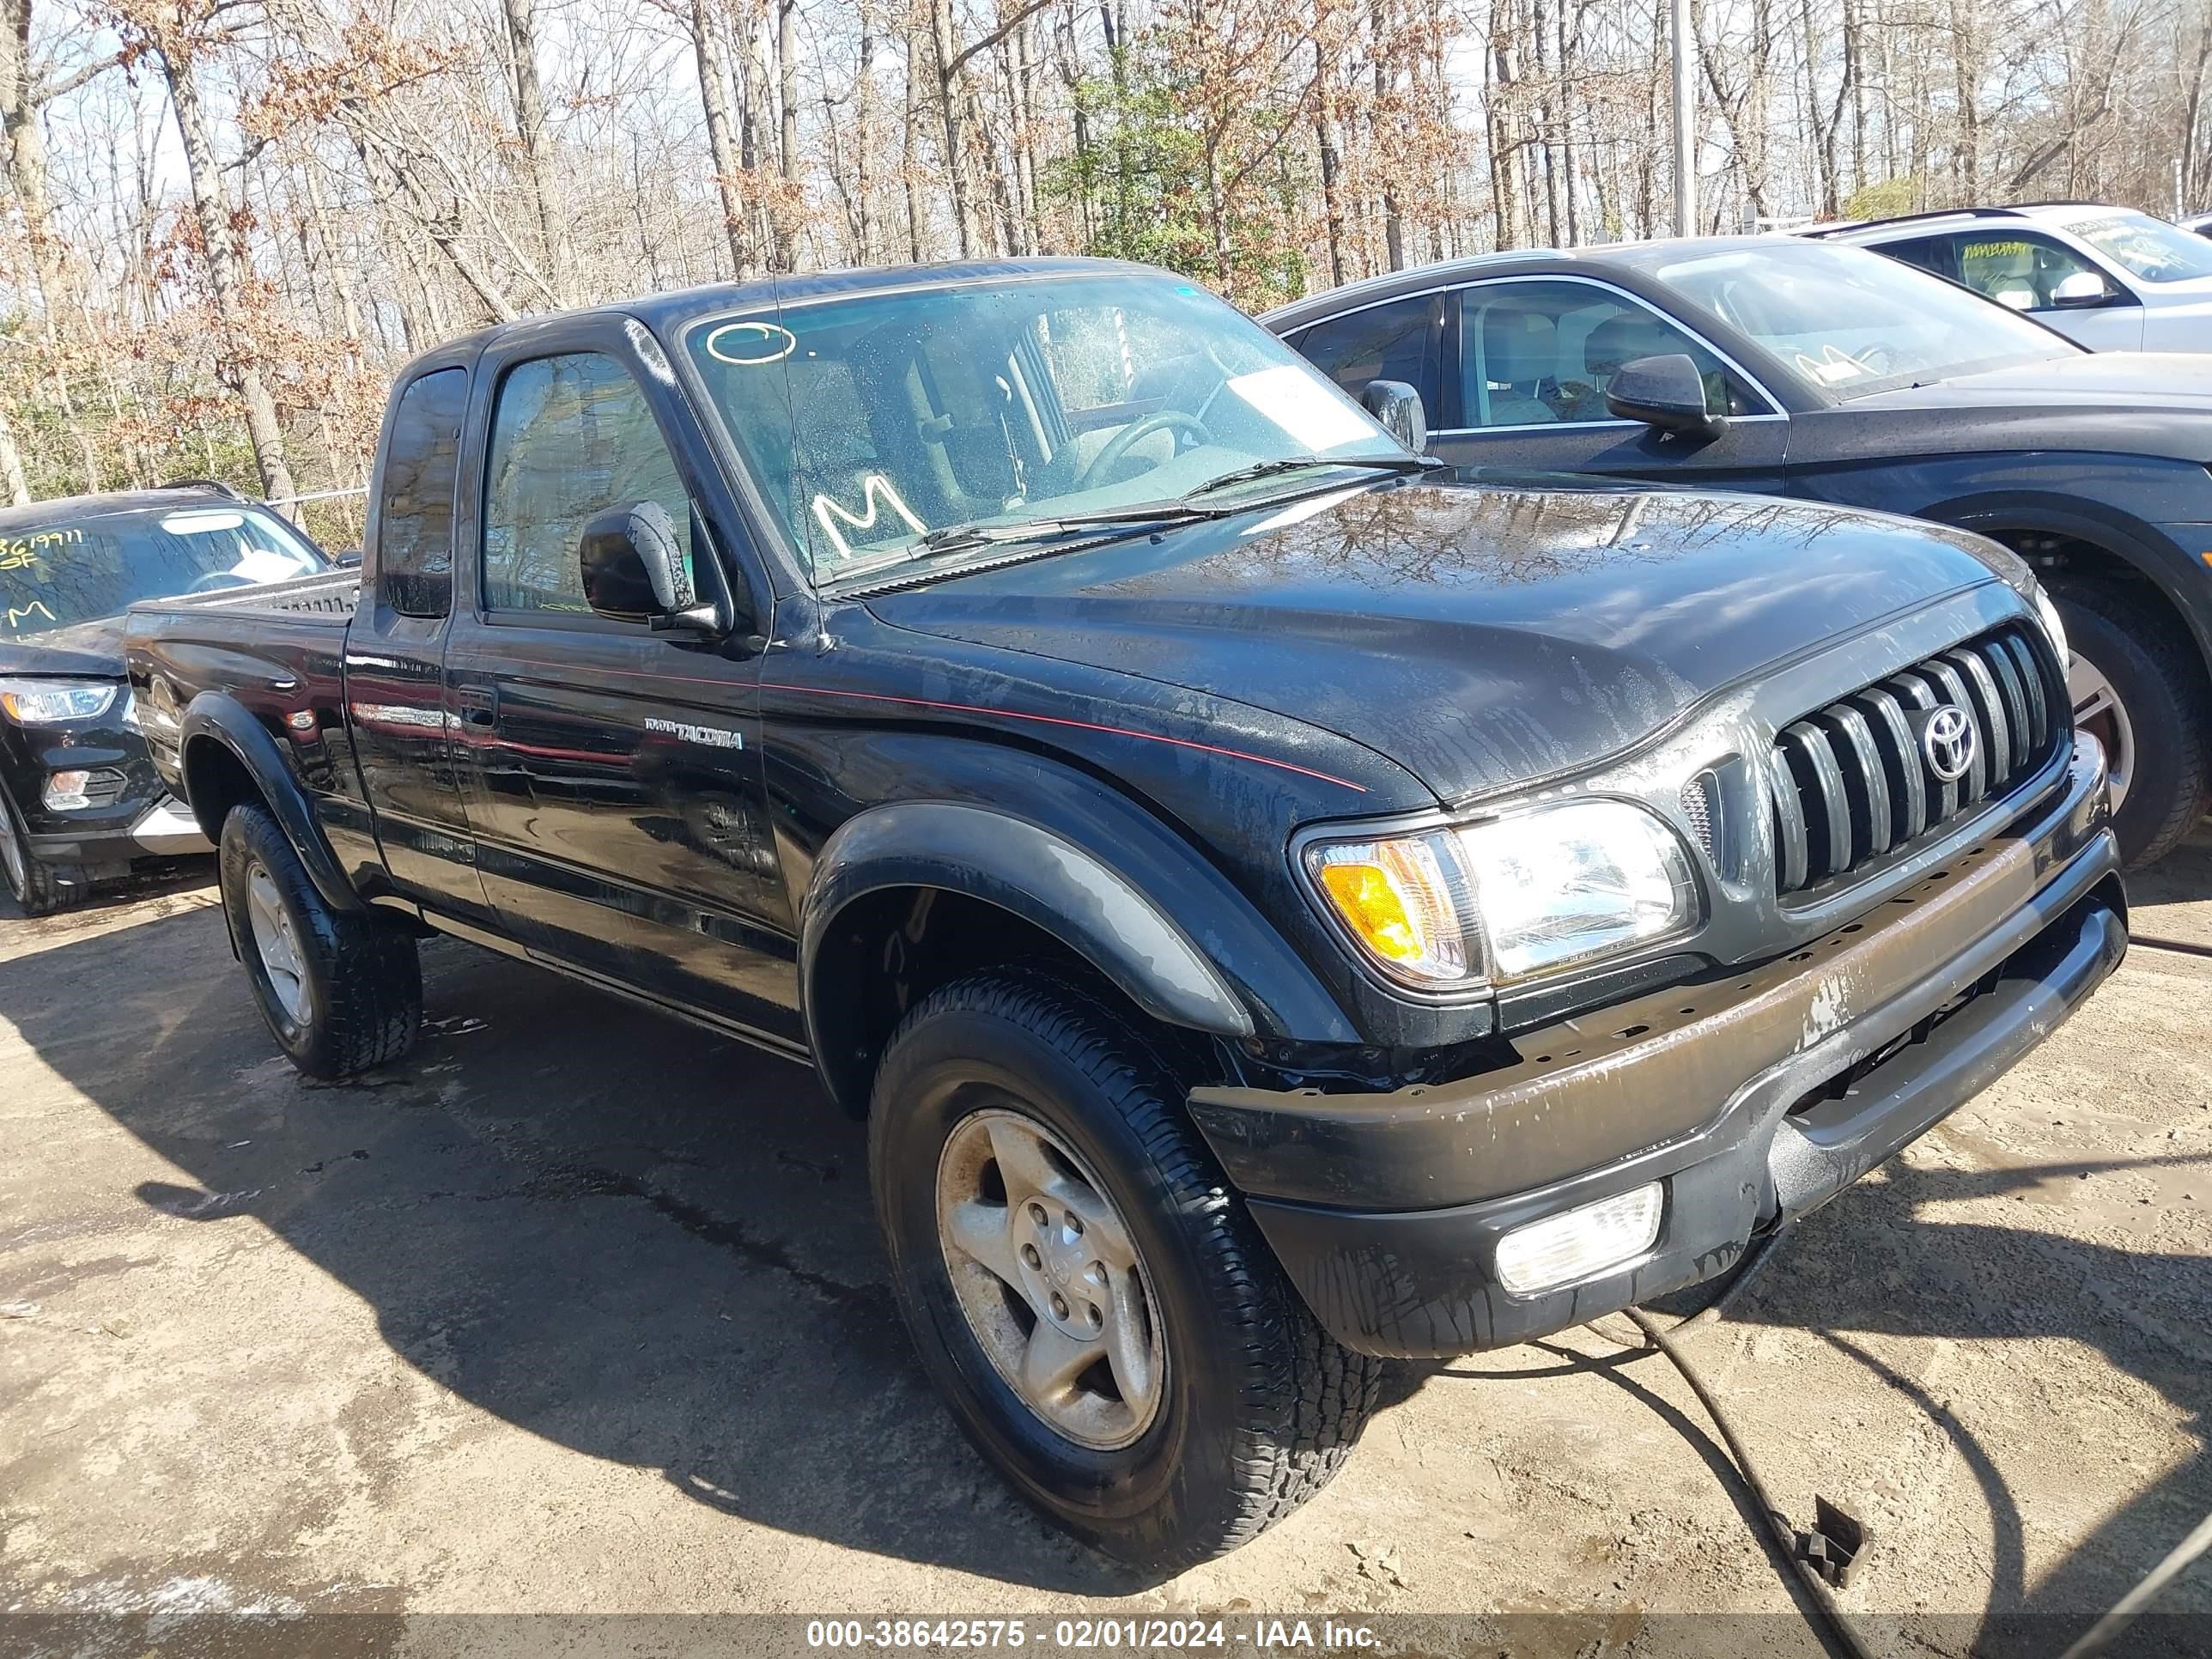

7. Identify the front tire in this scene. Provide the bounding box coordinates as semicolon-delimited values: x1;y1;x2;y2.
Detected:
2053;587;2208;868
0;793;85;917
869;970;1379;1572
217;803;422;1079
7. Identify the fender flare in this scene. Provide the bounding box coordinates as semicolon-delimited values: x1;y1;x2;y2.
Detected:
1929;492;2212;672
800;801;1255;1041
179;692;366;915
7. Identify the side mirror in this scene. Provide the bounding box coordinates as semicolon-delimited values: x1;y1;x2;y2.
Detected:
1606;354;1724;440
1361;379;1430;454
2051;270;2118;308
332;549;363;568
580;501;716;633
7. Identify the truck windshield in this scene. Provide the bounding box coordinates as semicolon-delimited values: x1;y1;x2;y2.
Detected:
1641;241;2077;399
682;273;1409;583
0;503;326;637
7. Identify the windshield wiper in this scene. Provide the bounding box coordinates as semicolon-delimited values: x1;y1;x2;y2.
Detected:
823;501;1216;588
915;500;1218;555
1184;453;1439;498
824;459;1437;591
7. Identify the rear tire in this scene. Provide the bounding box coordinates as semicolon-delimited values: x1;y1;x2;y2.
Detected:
2052;586;2208;869
217;803;421;1079
0;793;86;918
868;969;1379;1573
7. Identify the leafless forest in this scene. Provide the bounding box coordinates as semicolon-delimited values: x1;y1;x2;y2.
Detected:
0;0;2207;532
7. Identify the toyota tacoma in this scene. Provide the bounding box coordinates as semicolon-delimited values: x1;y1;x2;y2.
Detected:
125;258;2124;1571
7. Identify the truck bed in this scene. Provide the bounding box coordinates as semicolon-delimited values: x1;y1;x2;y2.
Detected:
130;568;361;625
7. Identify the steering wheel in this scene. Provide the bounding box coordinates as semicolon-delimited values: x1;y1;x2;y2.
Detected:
186;571;250;594
1845;342;1905;376
1075;411;1215;492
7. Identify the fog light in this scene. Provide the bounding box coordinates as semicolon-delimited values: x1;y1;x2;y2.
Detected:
41;768;125;811
43;770;93;811
1494;1182;1664;1296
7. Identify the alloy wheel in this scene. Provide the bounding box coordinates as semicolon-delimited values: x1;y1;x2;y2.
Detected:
0;803;24;900
2069;651;2136;814
935;1106;1166;1450
246;862;311;1023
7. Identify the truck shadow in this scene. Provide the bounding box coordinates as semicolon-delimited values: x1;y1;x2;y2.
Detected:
0;899;1161;1594
9;893;2206;1622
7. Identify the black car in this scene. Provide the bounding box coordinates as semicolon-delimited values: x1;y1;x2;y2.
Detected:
1266;235;2212;866
2184;212;2212;240
0;484;330;914
125;258;2118;1569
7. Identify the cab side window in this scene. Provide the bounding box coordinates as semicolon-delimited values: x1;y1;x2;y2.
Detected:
481;352;692;617
1291;293;1444;420
374;368;467;617
1456;281;1757;428
1946;233;2109;312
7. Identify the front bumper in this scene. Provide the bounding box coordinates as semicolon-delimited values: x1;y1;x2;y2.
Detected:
1190;739;2124;1358
24;793;212;866
6;702;209;871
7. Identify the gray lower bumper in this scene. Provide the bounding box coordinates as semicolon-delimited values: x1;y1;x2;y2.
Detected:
130;797;212;855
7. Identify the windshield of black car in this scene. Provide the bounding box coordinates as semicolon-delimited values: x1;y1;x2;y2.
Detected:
0;504;326;637
682;273;1409;583
1647;242;2078;398
2059;210;2212;284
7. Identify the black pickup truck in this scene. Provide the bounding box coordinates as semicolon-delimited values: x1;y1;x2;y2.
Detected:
127;257;2124;1571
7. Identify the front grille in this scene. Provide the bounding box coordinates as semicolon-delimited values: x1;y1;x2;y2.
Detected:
1680;771;1719;862
1769;621;2061;896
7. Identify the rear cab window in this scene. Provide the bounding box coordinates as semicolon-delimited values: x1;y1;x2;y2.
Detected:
375;368;468;617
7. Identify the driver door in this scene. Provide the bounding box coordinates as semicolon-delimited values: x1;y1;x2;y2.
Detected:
443;314;796;1045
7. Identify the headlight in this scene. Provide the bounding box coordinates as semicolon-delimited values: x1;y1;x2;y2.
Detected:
2032;584;2070;668
1305;799;1701;988
0;678;118;725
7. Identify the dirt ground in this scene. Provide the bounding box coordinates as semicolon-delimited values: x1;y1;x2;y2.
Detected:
1;835;2208;1658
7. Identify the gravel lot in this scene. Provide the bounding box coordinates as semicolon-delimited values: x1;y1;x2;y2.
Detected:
1;840;2208;1657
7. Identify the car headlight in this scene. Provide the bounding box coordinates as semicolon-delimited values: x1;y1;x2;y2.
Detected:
1305;799;1701;988
0;678;118;725
2031;583;2069;668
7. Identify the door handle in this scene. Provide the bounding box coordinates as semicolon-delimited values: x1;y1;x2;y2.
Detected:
453;684;498;731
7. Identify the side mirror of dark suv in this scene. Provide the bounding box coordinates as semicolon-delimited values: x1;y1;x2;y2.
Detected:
1607;353;1726;440
1360;379;1430;454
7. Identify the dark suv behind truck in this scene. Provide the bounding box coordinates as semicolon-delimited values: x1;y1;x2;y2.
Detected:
125;258;2124;1571
0;484;330;914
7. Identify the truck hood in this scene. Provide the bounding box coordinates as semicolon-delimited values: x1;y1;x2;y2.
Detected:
866;479;2014;805
0;612;126;679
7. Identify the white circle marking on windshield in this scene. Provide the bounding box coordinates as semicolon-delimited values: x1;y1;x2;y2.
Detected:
704;321;799;366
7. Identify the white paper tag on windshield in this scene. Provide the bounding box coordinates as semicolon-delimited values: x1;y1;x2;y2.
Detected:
229;548;301;585
1227;365;1377;452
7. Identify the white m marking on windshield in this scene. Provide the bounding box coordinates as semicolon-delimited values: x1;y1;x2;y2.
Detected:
811;475;927;561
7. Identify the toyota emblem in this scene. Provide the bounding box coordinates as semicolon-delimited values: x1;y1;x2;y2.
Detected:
1921;705;1975;782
